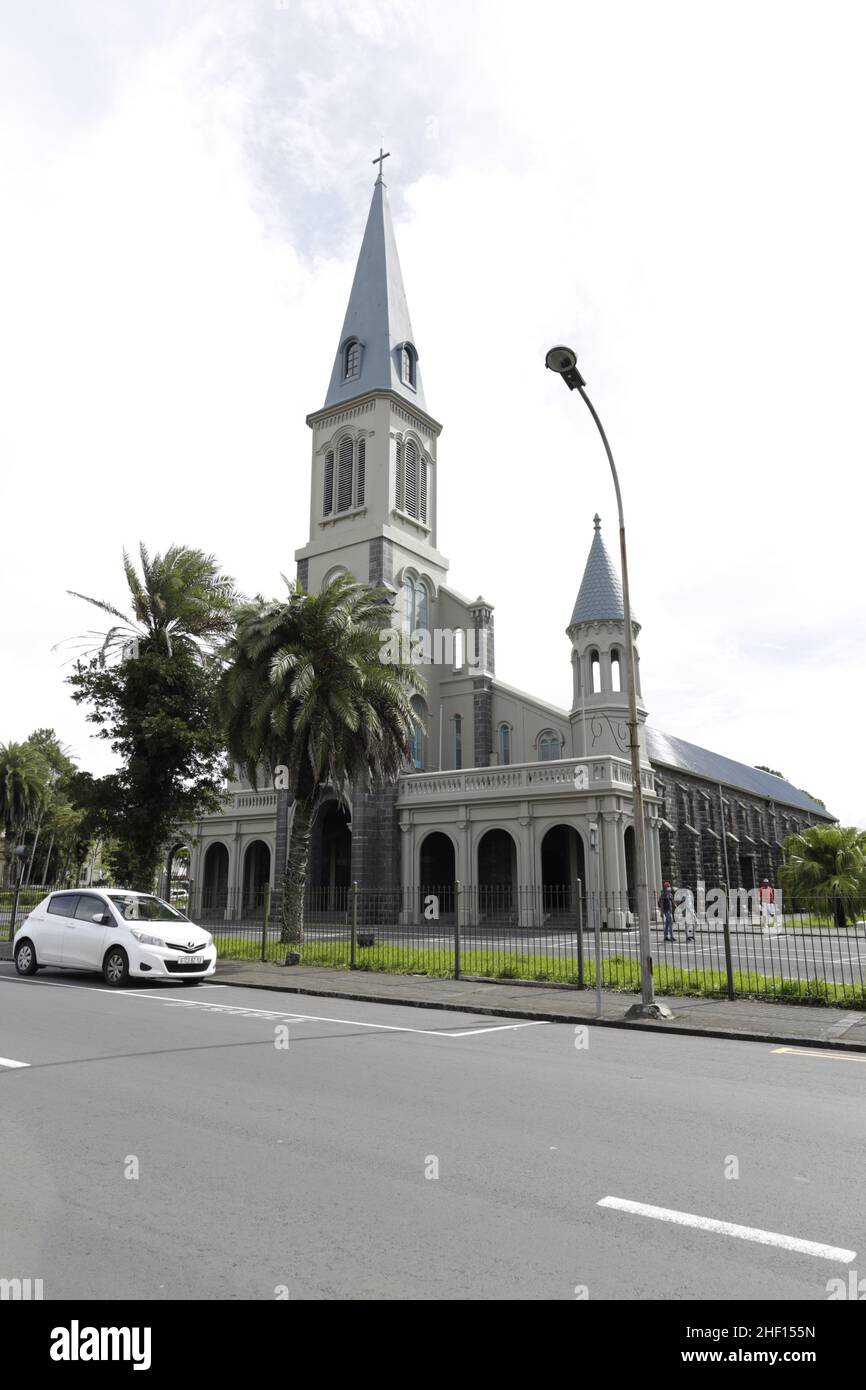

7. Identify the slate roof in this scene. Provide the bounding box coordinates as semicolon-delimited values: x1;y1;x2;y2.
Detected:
323;175;426;412
645;727;833;819
568;515;628;627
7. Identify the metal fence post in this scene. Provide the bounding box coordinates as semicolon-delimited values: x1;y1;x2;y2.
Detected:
576;877;585;990
454;880;461;979
350;880;358;969
260;883;271;963
722;892;735;1000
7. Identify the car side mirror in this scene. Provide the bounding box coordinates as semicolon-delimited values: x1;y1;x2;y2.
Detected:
93;912;112;926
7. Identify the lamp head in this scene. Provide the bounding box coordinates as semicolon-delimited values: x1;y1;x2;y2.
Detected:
545;344;586;390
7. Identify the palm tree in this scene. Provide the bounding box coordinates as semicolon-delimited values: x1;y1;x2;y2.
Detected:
0;743;49;884
217;575;423;943
780;825;866;927
67;543;238;661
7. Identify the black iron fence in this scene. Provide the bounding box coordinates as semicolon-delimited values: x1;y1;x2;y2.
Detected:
4;880;866;1006
187;881;866;1007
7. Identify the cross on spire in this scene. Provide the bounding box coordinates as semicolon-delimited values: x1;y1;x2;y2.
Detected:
593;513;602;532
372;146;390;183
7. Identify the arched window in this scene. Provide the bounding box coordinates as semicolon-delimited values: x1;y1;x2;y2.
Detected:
401;343;416;387
610;648;622;693
590;650;601;694
343;339;360;381
539;730;562;761
499;723;511;766
452;714;463;770
419;455;428;523
323;450;334;515
402;574;429;636
337;437;353;512
356;439;366;506
405;439;418;516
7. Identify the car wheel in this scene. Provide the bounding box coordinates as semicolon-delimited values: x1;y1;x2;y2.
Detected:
103;947;130;987
14;939;39;976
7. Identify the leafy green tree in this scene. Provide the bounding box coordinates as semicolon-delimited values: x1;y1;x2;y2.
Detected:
780;825;866;927
66;545;237;890
217;575;422;943
0;742;48;883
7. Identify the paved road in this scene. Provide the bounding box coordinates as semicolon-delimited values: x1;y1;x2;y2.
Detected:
1;962;864;1300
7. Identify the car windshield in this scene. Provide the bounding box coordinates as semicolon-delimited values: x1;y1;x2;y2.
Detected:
107;894;186;922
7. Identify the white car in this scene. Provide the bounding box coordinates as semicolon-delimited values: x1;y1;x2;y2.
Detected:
13;888;217;987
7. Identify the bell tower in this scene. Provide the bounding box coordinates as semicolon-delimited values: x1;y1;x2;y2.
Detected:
568;515;650;764
295;161;449;600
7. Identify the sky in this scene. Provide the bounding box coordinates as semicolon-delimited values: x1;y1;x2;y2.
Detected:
1;0;864;826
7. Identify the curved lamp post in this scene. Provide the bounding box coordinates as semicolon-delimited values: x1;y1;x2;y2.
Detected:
545;346;671;1020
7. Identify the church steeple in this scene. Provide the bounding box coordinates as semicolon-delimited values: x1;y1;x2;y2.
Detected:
323;170;426;412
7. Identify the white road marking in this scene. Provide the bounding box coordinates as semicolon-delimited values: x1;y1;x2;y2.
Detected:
0;974;542;1039
598;1196;856;1263
0;1057;30;1068
773;1046;866;1063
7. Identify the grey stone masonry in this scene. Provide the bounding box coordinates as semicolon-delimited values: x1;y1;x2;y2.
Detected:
472;678;494;768
368;536;395;589
297;558;309;591
651;766;817;896
470;600;495;674
350;781;401;920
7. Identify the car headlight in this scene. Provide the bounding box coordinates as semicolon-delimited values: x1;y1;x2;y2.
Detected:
130;929;166;948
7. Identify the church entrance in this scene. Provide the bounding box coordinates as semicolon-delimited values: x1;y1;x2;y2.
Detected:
242;840;271;915
624;825;636;912
477;828;517;923
201;842;229;919
419;832;455;919
308;800;352;908
540;824;586;918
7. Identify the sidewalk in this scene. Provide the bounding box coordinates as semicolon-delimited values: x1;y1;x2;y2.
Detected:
213;958;866;1052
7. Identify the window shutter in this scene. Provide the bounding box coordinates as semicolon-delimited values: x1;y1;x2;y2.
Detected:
323;451;334;514
405;440;418;517
337;437;353;512
419;457;427;523
396;440;405;510
356;439;365;505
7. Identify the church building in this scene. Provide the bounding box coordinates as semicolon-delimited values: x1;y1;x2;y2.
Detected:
182;167;833;920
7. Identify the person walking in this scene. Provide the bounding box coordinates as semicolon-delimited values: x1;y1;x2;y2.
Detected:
759;878;781;935
659;881;675;942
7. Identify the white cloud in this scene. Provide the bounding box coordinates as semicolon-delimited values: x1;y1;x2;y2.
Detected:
1;0;863;826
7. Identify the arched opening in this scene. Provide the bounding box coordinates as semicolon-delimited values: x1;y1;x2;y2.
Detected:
611;648;622;693
477;828;517;922
166;843;190;912
624;825;636;912
419;832;455;918
201;842;229;920
541;824;586;917
498;723;511;766
308;800;352;909
539;730;562;761
590;650;601;694
242;840;271;915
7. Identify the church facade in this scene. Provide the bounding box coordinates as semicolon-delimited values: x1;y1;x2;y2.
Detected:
180;171;832;919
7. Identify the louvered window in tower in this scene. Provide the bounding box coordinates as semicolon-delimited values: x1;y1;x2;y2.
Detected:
404;440;418;517
356;439;366;506
323;451;334;515
337;438;354;512
395;440;405;511
419;457;427;524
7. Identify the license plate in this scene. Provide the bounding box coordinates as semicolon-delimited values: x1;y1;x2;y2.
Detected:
183;956;205;966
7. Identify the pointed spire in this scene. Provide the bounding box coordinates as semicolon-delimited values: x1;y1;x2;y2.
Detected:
323;172;426;412
568;515;628;627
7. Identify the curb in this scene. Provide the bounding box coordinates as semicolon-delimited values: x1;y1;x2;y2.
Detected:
213;971;866;1054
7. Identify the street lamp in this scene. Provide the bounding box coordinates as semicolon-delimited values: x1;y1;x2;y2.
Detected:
545;346;671;1020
